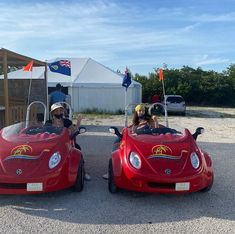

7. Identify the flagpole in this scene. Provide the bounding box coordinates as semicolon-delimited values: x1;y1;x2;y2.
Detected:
70;78;73;116
69;61;73;117
124;87;128;127
122;67;131;127
162;77;168;127
157;67;168;127
27;69;33;106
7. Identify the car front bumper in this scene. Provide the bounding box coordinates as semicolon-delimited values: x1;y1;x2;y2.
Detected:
0;167;74;194
114;167;213;194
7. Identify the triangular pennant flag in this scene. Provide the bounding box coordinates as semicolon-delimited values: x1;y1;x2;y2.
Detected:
159;68;163;81
23;60;34;72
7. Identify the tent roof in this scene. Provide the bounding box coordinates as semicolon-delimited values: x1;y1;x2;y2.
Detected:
1;57;141;87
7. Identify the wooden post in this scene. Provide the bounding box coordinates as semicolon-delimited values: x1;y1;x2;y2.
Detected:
3;50;9;126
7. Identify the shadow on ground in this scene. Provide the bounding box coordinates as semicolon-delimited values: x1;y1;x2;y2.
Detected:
0;125;234;225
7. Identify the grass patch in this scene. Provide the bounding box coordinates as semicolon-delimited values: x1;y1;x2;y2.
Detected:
72;107;124;120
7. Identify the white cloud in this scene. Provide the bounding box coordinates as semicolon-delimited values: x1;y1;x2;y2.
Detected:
194;55;230;66
0;0;234;74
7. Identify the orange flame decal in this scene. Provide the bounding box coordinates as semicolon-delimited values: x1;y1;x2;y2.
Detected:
152;145;172;155
11;145;32;156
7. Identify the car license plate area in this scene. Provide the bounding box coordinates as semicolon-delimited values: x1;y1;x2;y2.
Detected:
27;183;43;191
175;182;190;191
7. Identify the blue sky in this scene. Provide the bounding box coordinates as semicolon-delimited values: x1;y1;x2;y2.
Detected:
0;0;235;75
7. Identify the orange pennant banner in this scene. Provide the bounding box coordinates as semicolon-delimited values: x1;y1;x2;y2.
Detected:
23;60;34;72
159;68;163;81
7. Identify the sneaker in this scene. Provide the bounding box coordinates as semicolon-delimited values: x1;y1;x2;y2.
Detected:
102;173;109;180
84;173;91;181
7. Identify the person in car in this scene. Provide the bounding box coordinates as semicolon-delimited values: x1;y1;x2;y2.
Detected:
132;104;159;133
103;103;159;180
48;103;91;181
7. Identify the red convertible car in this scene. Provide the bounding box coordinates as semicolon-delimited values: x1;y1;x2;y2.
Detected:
108;103;213;194
0;101;85;194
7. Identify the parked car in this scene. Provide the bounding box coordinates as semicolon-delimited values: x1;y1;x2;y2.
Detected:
163;95;186;115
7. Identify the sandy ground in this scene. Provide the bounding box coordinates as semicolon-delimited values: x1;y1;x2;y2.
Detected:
0;107;234;234
81;108;235;144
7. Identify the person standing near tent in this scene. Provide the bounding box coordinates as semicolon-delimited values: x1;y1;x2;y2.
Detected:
50;83;66;106
49;83;68;117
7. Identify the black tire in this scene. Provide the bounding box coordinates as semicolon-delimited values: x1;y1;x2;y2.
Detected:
108;158;118;193
73;159;85;192
200;174;213;192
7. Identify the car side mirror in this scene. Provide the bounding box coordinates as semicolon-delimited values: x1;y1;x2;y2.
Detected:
79;127;86;134
109;126;122;138
196;127;204;135
192;127;204;140
71;127;86;140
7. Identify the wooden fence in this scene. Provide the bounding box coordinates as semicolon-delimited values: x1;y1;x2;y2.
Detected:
0;96;37;129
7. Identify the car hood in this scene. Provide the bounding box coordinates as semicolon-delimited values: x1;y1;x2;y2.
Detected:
0;135;68;177
126;128;196;176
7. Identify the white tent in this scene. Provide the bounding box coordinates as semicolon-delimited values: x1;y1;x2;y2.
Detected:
1;58;142;113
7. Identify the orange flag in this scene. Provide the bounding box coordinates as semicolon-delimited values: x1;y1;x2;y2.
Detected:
23;60;34;72
159;68;163;81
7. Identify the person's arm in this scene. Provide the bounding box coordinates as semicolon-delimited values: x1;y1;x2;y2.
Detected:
66;114;83;136
132;125;138;133
149;115;159;128
76;114;83;128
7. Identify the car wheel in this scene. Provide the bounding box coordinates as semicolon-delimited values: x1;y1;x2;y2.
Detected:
73;159;85;192
108;158;118;193
200;174;213;192
182;111;186;116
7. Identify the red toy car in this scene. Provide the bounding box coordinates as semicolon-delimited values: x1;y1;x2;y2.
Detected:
108;103;213;194
0;101;85;194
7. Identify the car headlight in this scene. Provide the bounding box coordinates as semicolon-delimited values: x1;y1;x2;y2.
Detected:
190;152;200;169
49;152;61;169
129;152;141;169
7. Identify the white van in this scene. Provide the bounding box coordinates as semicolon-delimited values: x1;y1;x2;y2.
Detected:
163;95;186;115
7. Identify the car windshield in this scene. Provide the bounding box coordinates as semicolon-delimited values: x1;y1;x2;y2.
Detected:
135;127;182;136
1;121;65;143
166;96;184;103
128;126;186;143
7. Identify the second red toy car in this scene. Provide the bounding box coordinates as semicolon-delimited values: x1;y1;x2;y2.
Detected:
108;103;213;194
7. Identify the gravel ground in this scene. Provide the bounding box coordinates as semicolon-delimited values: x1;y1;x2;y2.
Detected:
0;110;234;234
